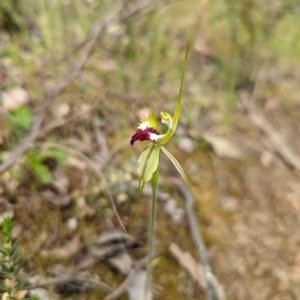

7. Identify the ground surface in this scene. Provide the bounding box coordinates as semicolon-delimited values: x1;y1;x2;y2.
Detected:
1;1;300;300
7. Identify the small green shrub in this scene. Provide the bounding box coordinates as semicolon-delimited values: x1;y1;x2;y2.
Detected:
0;217;39;300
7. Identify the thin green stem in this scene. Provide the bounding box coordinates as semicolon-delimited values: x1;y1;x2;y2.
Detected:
145;169;159;300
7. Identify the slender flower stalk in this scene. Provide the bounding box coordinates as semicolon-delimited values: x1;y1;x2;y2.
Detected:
144;168;158;300
130;40;190;300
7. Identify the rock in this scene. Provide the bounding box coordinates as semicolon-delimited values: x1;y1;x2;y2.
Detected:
66;217;78;231
1;87;29;111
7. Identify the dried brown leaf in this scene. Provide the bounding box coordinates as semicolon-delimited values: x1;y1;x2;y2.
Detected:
169;242;206;289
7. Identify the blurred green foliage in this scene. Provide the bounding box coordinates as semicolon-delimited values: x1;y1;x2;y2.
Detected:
207;0;300;88
8;106;33;137
1;0;300;178
0;0;25;32
24;148;66;185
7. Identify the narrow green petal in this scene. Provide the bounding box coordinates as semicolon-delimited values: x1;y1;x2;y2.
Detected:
137;144;153;198
134;144;153;221
137;145;160;198
135;146;160;222
143;146;160;183
161;146;189;186
173;39;190;132
138;143;154;177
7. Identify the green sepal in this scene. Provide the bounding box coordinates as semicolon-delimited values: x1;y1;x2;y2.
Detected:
161;146;189;186
134;145;160;221
137;144;154;203
173;39;190;133
143;146;160;183
137;143;154;178
147;109;158;129
137;145;160;195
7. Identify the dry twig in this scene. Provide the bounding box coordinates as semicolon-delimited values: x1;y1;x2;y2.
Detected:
25;275;113;294
179;184;225;300
35;141;125;231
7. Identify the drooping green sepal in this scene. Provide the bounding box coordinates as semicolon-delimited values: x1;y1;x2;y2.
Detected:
142;146;160;183
161;146;189;186
134;145;161;221
134;144;154;221
137;143;154;178
137;144;160;194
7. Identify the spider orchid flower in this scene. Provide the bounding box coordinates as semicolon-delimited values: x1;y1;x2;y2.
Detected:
131;40;190;193
130;110;174;146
